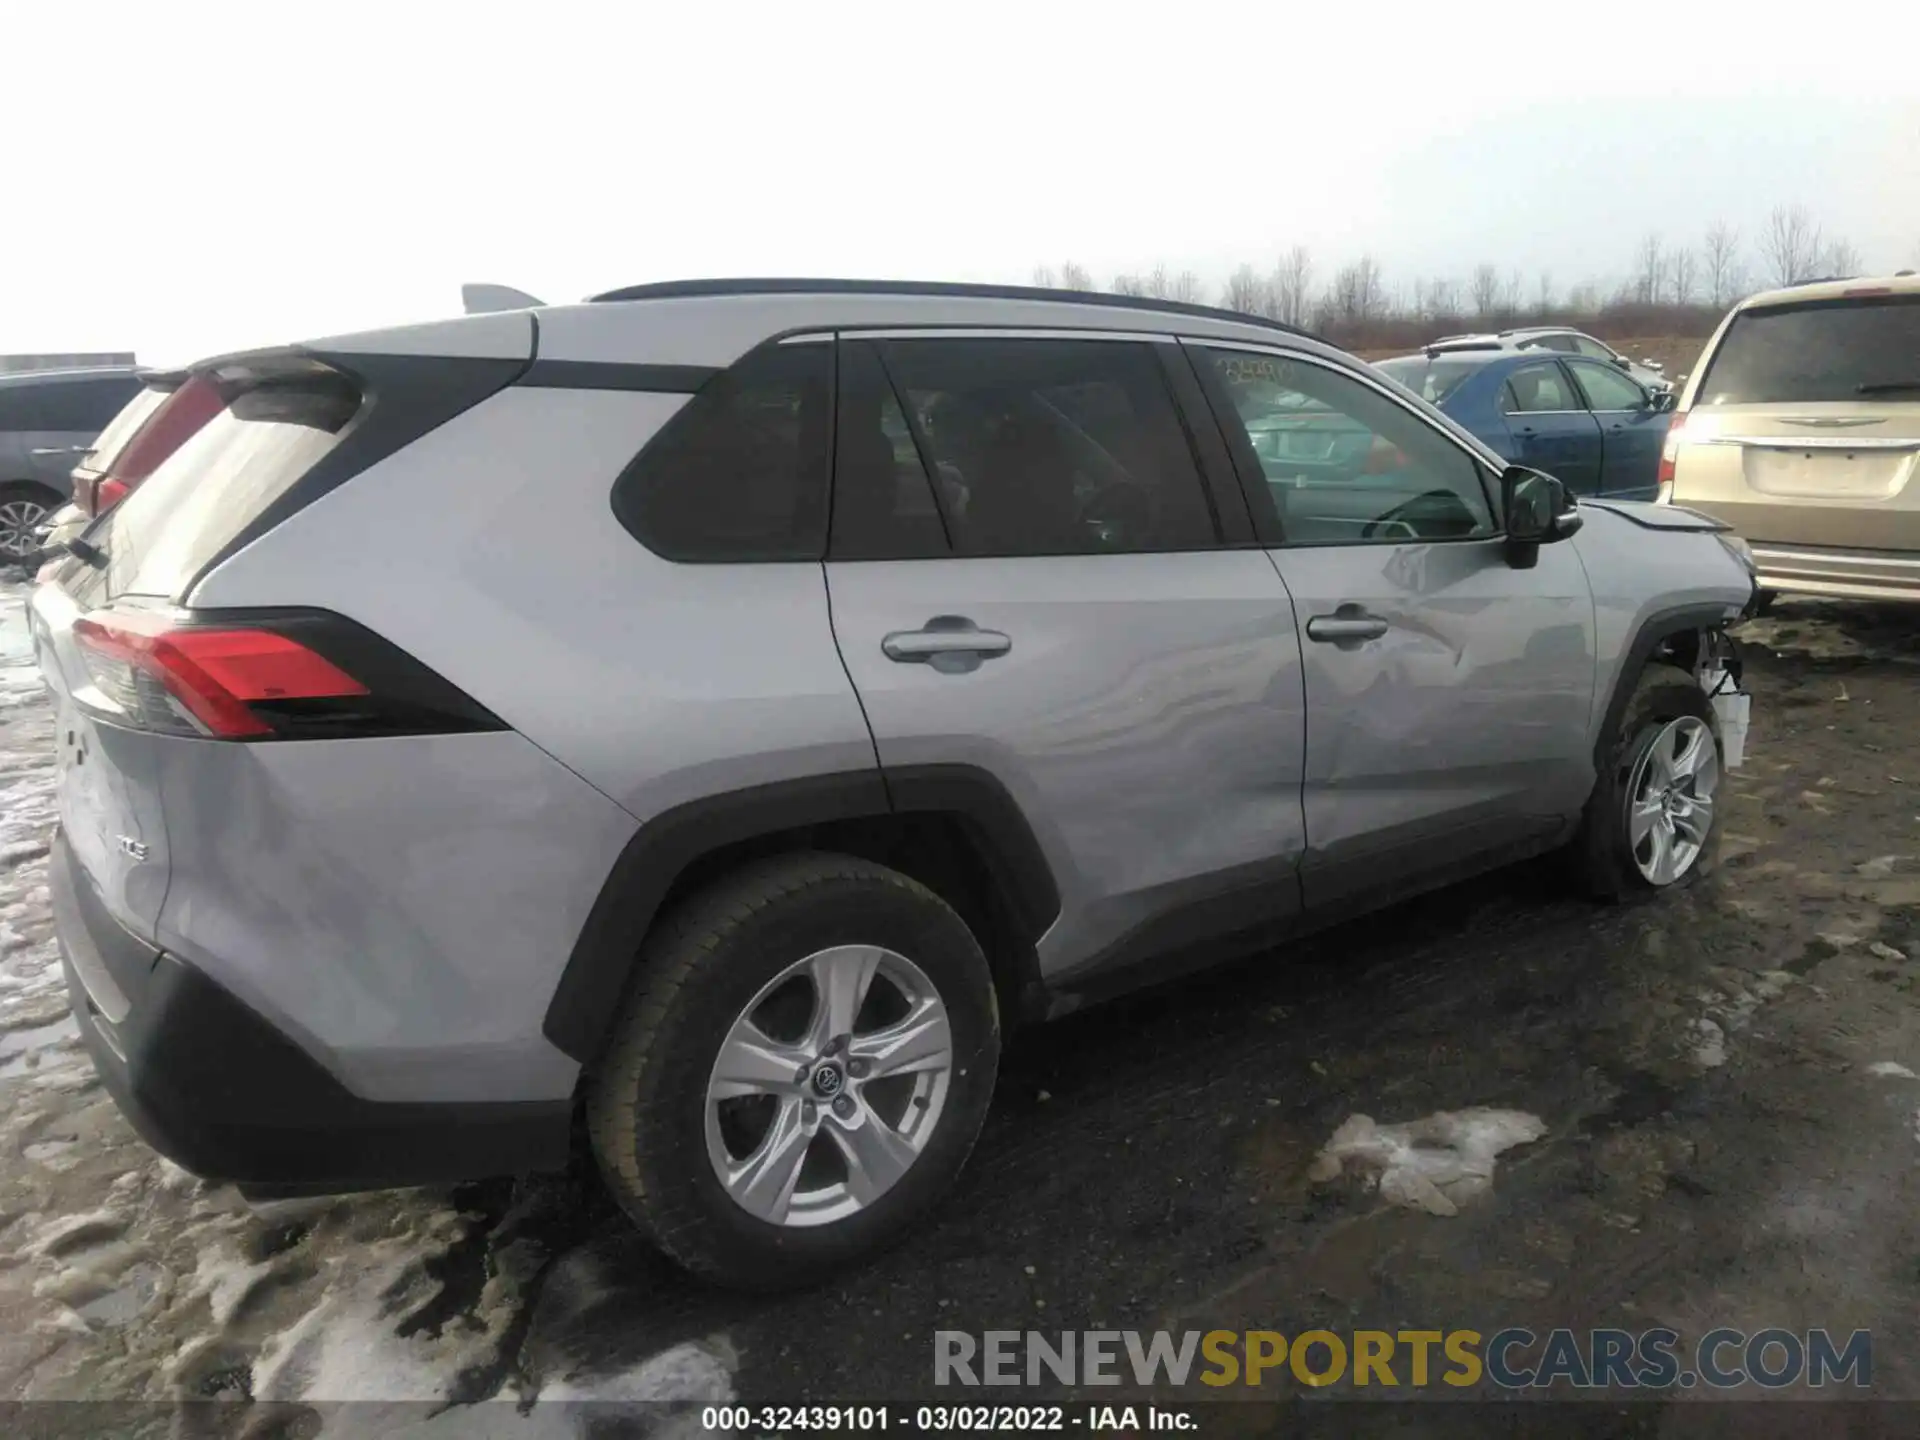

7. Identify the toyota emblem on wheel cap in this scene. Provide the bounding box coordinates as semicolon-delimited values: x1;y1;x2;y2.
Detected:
811;1063;845;1097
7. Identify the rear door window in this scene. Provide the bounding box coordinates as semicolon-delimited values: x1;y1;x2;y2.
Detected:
1695;295;1920;405
871;337;1218;557
85;369;361;602
0;374;142;433
1500;363;1579;413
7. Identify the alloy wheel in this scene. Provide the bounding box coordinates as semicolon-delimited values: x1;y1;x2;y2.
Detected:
0;498;51;559
1625;715;1719;885
704;944;954;1227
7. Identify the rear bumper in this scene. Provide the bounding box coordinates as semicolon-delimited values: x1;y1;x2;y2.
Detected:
1751;543;1920;602
52;833;572;1198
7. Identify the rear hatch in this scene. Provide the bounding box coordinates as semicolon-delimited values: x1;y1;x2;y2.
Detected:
1670;291;1920;550
31;358;365;944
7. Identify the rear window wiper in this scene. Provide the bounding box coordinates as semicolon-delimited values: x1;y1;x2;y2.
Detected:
1856;380;1920;394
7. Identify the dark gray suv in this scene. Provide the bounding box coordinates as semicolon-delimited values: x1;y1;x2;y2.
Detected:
0;367;142;562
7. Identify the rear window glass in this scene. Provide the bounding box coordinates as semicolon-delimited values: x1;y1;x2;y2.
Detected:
1374;358;1481;406
77;386;171;472
0;374;142;433
1695;295;1920;405
86;371;360;601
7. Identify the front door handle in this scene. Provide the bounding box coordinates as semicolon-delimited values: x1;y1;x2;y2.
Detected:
882;616;1012;674
1305;610;1390;645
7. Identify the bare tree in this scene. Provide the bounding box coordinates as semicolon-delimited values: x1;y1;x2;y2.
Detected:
1702;222;1743;306
1667;247;1698;305
1822;237;1863;277
1762;204;1824;286
1470;263;1501;318
1633;234;1665;305
1059;261;1093;291
1110;273;1147;297
1429;278;1462;324
1566;281;1602;315
1327;255;1386;325
1270;246;1314;327
1166;270;1206;305
1535;272;1555;315
1221;264;1266;315
1031;265;1057;289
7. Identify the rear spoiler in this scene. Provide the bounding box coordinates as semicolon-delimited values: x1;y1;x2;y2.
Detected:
462;284;545;314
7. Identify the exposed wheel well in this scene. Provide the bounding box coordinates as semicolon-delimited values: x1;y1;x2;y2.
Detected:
654;812;1045;1028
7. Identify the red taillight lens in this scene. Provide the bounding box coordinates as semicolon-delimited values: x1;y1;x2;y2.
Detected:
72;611;367;739
96;478;131;512
1656;412;1689;492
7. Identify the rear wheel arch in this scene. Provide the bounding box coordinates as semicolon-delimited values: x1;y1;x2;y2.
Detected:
543;766;1059;1067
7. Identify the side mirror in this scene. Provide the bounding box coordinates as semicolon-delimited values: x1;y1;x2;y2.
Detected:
1611;355;1631;369
1501;466;1581;569
1650;390;1678;413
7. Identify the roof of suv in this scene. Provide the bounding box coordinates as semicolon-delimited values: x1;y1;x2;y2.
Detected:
586;276;1314;342
1731;272;1920;312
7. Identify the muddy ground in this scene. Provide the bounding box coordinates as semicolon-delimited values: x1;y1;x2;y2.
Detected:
3;583;1920;1436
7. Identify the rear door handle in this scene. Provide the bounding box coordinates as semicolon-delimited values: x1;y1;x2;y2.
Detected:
882;617;1012;673
30;446;90;457
1305;611;1389;645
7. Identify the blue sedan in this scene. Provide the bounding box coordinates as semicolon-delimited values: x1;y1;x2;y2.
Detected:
1374;347;1677;500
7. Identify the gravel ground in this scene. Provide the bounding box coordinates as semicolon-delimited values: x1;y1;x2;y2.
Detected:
3;580;1919;1435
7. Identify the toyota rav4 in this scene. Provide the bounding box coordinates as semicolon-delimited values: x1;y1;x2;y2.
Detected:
33;279;1758;1290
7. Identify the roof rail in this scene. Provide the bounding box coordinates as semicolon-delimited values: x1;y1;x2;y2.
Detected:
585;276;1313;340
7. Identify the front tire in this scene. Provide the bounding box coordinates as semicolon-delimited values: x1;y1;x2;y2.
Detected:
1572;663;1722;901
587;852;1001;1291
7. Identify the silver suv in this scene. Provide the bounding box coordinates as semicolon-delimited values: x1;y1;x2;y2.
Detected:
34;280;1758;1290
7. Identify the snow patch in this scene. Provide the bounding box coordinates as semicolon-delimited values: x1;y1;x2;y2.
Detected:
1307;1107;1547;1216
1690;1018;1728;1068
1868;1062;1918;1079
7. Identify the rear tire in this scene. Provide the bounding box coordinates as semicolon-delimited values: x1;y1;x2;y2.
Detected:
0;483;61;569
587;852;1001;1291
1571;663;1722;902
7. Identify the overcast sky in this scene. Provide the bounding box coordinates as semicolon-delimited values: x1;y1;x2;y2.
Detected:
5;1;1917;362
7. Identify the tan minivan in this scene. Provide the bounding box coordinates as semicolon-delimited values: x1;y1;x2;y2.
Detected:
1659;272;1920;602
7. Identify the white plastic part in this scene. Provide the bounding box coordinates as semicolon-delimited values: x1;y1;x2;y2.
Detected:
1713;690;1750;769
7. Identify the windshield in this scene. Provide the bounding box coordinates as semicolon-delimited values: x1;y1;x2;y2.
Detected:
1695;294;1920;405
1374;357;1482;407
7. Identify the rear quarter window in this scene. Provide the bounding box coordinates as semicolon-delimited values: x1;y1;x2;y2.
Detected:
1374;358;1481;406
1696;295;1920;405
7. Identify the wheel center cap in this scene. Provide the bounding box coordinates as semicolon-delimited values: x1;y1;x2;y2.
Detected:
810;1063;845;1098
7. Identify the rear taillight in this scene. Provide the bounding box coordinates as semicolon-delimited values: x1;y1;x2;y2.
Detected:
1655;412;1689;498
73;611;367;739
66;607;504;742
96;478;131;512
